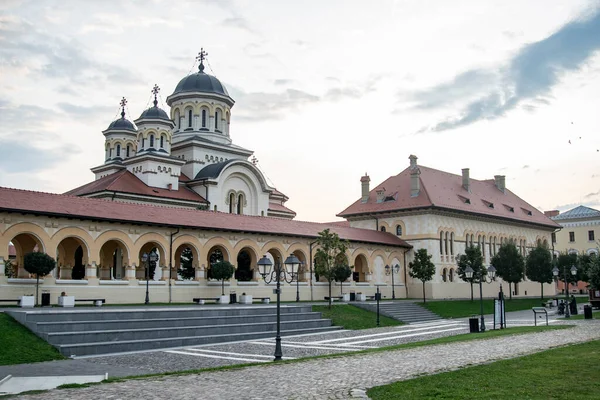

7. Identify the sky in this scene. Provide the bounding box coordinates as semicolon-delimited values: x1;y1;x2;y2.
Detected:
1;0;600;223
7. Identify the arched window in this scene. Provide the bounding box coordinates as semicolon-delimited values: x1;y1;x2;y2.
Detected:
116;144;121;157
188;109;192;128
380;226;386;232
440;231;444;255
215;110;219;131
482;236;486;258
449;268;454;282
126;145;130;157
160;136;164;148
396;225;402;236
202;109;207;128
229;193;235;214
109;148;113;157
174;110;180;130
444;232;449;255
150;135;154;148
442;268;447;282
450;232;454;255
237;194;243;215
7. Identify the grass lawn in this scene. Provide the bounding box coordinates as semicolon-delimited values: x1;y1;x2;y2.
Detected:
421;297;585;318
0;313;65;365
367;339;600;400
312;304;402;329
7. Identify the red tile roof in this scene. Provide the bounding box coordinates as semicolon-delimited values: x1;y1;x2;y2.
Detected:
324;221;351;228
0;187;411;248
268;202;296;215
65;170;207;203
338;165;559;229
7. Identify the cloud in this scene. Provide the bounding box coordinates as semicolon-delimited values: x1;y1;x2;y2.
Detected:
522;165;530;169
274;79;294;86
585;191;600;198
0;138;71;173
222;17;256;34
232;88;320;121
56;102;116;119
414;10;600;133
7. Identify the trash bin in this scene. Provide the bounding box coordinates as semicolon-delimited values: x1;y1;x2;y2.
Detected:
469;317;479;333
584;305;593;319
229;291;237;304
41;292;51;307
350;291;356;301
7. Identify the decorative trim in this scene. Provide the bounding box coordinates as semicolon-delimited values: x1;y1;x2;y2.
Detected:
56;280;88;285
174;280;200;285
7;278;38;284
99;280;129;285
237;281;259;286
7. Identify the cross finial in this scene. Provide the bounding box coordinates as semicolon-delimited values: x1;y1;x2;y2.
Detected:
251;156;258;165
151;84;160;107
196;48;208;73
120;97;127;119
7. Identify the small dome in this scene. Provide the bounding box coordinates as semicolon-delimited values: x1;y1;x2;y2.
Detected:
138;106;171;121
172;71;230;97
106;117;136;132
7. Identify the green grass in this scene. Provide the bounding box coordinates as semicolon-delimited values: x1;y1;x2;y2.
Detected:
422;297;571;318
367;338;600;400
0;313;65;365
312;304;402;329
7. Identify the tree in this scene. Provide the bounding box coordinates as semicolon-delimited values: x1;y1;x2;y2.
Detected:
4;259;14;278
587;255;600;291
556;252;579;293
314;229;349;308
491;243;524;300
177;248;195;280
24;252;56;306
409;248;435;303
333;264;352;295
456;245;485;301
525;245;553;300
211;260;235;295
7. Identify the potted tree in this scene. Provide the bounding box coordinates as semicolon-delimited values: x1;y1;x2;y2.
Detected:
333;264;353;301
24;252;56;307
239;292;253;304
211;260;235;304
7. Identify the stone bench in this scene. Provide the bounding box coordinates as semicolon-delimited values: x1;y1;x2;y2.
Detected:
252;297;270;304
74;298;105;307
193;297;220;305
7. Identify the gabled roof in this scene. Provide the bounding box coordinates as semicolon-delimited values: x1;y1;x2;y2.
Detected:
0;187;411;248
552;205;600;221
338;165;559;229
268;202;296;216
65;170;207;203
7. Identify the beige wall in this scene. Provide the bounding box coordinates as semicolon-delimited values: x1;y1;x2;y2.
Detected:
553;218;600;256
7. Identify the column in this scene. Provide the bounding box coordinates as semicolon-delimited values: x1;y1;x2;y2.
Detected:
126;263;136;280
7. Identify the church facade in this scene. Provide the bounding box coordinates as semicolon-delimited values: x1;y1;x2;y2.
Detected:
0;53;559;303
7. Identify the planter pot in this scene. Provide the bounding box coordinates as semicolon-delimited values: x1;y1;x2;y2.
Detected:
19;295;34;308
356;293;366;302
342;293;350;302
218;295;230;304
58;296;75;307
239;295;253;304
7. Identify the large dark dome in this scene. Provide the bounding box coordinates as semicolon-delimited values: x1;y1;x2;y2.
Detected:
172;72;230;97
106;117;136;132
138;106;171;121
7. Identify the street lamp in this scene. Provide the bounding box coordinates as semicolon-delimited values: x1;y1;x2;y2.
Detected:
385;264;400;299
465;264;496;332
552;264;577;318
141;251;158;305
258;253;300;361
295;261;304;302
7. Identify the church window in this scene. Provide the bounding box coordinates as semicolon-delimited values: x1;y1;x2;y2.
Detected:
188;110;192;128
442;268;447;282
109;148;112;158
439;231;444;255
160;136;164;148
229;193;235;214
150;135;154;148
396;225;402;236
202;109;207;128
126;145;130;157
142;138;145;148
215;111;219;131
380;226;386;232
237;194;243;214
450;232;454;255
116;144;121;157
444;232;449;255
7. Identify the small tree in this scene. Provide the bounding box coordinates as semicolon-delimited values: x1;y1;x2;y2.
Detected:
525;245;553;300
456;245;485;301
409;248;435;303
491;243;524;300
24;252;56;306
211;260;235;295
333;264;352;295
556;252;580;293
587;255;600;291
314;229;348;308
177;248;195;280
5;259;14;278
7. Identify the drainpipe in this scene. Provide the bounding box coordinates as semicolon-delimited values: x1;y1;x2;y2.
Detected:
201;180;209;207
168;227;180;303
374;216;379;231
403;249;409;298
309;239;318;301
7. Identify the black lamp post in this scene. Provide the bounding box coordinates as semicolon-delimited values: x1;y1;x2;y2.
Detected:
296;261;304;302
465;264;496;332
142;251;158;305
553;264;577;318
385;264;400;299
258;253;300;361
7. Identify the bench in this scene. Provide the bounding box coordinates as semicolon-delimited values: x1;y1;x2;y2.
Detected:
252;297;271;304
324;296;344;302
74;299;105;307
366;294;385;301
0;299;21;304
543;300;554;308
532;307;548;326
193;297;220;305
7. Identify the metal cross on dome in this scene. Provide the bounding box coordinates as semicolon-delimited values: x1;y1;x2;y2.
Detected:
152;84;160;107
120;97;127;118
196;48;208;72
251;156;258;165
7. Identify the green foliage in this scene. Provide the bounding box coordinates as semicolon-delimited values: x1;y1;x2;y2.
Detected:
587;255;600;291
312;305;402;329
177;248;195;280
0;314;65;365
211;260;235;295
314;229;349;307
24;252;56;306
333;264;353;295
491;243;524;299
556;252;579;284
409;248;435;303
4;258;14;278
525;245;553;299
456;245;485;301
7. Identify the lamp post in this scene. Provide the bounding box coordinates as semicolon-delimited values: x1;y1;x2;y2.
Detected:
553;264;577;318
385;264;400;300
465;264;496;332
296;261;304;302
142;251;158;305
258;253;300;361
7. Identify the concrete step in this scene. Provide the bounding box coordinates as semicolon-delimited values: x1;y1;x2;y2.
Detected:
352;302;442;324
57;326;343;357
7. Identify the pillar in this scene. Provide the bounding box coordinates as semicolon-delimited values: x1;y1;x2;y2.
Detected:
126;263;136;280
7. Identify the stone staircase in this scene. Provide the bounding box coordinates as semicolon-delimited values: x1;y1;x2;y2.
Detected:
353;301;442;324
6;305;340;357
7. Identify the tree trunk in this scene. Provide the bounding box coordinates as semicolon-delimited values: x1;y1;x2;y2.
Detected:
340;281;343;295
541;282;544;300
328;280;332;309
470;282;474;301
422;281;426;303
35;275;40;307
221;279;224;295
509;282;513;300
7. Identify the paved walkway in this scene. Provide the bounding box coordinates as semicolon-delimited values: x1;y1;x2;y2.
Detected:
16;320;600;400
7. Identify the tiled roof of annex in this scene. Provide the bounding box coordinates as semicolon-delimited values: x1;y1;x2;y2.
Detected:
64;170;207;203
338;165;559;229
552;205;600;221
0;187;411;248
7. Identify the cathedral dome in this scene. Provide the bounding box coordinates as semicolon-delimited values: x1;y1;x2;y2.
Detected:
106;116;136;132
172;71;230;97
138;105;171;121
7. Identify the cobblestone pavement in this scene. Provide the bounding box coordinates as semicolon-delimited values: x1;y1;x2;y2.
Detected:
18;320;600;400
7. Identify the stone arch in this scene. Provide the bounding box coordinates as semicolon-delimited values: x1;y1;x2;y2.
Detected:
4;224;49;278
98;238;130;280
352;252;369;282
173;238;200;280
95;230;133;264
203;237;233;262
235;245;257;282
262;242;285;267
205;239;232;280
370;249;387;265
290;248;308;282
379;221;390;233
56;235;90;280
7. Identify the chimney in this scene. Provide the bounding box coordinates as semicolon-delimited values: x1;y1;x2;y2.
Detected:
462;168;470;192
544;210;560;217
360;173;370;203
409;154;418;169
410;168;421;197
494;175;505;193
376;187;386;203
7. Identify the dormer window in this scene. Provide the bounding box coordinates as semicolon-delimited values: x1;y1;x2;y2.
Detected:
458;195;471;204
482;200;494;209
504;205;515;213
522;208;533;216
